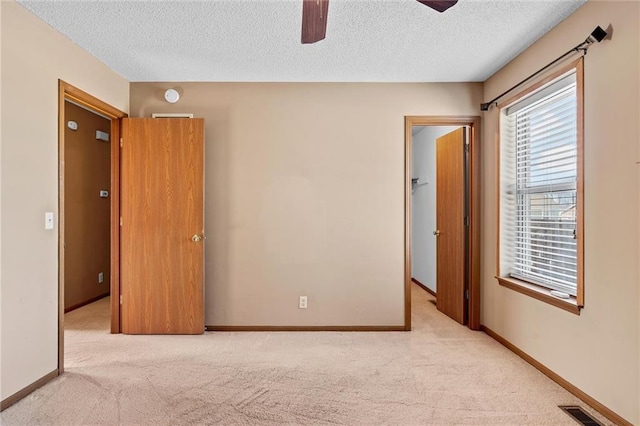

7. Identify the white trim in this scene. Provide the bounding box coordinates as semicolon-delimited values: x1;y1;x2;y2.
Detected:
151;113;194;118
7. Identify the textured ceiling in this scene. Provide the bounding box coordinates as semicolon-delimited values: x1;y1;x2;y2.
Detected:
18;0;586;82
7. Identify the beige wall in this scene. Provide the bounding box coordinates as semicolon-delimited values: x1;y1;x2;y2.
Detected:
130;82;482;327
0;1;129;401
482;1;639;424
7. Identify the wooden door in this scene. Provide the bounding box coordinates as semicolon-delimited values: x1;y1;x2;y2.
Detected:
435;127;467;324
120;118;205;334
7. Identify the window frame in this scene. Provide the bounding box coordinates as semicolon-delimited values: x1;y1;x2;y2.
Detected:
496;58;584;315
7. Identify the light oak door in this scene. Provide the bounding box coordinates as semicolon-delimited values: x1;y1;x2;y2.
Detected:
121;118;205;334
435;127;467;325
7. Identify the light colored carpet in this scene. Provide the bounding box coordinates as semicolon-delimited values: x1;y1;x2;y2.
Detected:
1;284;610;425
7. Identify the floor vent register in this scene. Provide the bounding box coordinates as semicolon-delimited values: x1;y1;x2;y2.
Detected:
559;406;603;426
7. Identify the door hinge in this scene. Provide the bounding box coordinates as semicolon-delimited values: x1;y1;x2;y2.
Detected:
464;216;470;226
120;294;123;305
464;141;470;152
120;137;123;148
120;217;123;227
465;289;469;300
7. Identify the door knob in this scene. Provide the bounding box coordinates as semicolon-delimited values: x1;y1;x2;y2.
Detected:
191;234;203;243
433;230;440;237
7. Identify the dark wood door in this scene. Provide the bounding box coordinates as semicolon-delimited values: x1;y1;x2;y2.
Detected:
435;127;467;324
120;118;204;334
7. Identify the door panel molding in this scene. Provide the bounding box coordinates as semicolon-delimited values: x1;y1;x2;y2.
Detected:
58;80;127;375
404;116;481;331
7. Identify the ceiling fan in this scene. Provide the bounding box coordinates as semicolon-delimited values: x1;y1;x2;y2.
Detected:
301;0;459;44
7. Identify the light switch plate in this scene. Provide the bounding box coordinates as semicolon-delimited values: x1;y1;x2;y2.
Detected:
45;212;54;230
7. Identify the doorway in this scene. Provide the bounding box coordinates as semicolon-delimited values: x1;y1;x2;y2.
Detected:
404;116;481;331
58;81;127;373
63;101;111;313
410;125;459;298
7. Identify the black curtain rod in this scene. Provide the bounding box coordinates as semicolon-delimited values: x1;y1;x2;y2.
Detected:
480;26;608;111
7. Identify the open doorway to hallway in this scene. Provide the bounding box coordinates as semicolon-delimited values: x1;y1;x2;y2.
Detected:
58;81;127;374
404;116;481;331
63;100;112;316
61;100;113;367
410;125;460;299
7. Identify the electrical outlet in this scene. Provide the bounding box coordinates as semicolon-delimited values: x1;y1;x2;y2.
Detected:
299;296;308;309
98;272;104;284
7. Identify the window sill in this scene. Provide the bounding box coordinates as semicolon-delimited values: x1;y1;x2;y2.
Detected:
495;276;582;315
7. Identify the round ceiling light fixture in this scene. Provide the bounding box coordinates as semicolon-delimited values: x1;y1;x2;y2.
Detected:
164;88;180;104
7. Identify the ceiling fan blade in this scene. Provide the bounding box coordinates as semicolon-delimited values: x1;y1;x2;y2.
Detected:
416;0;458;13
301;0;329;44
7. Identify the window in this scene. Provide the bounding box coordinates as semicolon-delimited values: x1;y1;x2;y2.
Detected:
497;59;583;314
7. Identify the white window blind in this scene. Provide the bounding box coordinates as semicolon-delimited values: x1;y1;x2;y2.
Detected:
501;72;578;296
